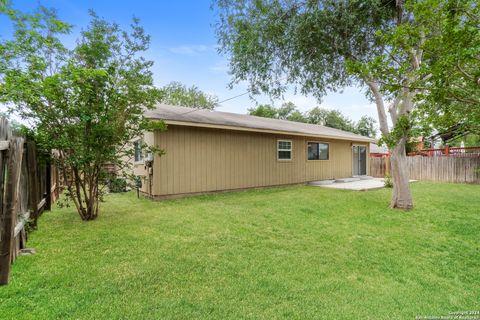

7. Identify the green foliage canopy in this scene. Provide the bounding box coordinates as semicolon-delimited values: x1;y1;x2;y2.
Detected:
248;102;377;138
0;7;163;220
416;1;480;141
355;116;377;139
159;81;219;109
214;0;478;209
214;0;396;101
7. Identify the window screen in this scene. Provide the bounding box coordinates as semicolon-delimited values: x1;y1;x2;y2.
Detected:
277;140;292;160
134;140;144;162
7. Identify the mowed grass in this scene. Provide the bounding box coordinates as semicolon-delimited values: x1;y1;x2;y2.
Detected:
1;182;479;319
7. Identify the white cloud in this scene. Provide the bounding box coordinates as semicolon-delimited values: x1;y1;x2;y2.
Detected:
168;45;211;55
209;59;229;73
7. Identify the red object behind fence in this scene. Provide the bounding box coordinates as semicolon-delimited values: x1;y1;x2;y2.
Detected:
408;146;480;157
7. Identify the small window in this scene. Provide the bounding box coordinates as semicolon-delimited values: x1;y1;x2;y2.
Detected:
277;140;292;160
134;140;144;162
308;142;329;160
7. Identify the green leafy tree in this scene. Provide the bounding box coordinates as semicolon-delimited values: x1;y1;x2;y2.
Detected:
159;81;218;109
306;107;375;136
248;102;307;122
355;116;377;138
248;104;278;118
214;0;467;209
250;103;375;136
276;102;305;121
462;135;480;148
323;110;355;132
286;110;308;123
0;7;163;220
304;107;329;126
416;1;479;143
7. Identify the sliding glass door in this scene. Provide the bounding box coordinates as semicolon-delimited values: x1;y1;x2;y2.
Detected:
352;145;367;176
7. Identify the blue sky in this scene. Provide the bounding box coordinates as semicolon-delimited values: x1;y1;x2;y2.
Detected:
1;0;377;122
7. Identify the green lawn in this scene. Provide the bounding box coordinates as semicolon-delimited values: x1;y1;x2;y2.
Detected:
1;182;479;319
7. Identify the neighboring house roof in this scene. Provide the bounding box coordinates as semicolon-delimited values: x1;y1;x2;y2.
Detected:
369;143;388;154
145;104;375;143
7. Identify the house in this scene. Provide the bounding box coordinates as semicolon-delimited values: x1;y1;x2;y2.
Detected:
369;143;389;157
132;104;374;199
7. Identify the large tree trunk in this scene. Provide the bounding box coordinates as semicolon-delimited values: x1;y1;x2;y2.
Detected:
62;166;99;221
389;136;413;209
367;80;414;210
83;204;98;220
83;192;99;221
77;180;99;221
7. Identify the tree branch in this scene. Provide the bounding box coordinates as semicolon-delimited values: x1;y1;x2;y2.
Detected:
456;62;475;80
388;95;401;125
366;80;389;136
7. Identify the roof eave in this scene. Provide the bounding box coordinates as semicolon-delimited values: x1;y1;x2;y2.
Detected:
148;118;374;143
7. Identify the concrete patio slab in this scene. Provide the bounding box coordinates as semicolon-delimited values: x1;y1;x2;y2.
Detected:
310;178;384;191
357;175;374;180
309;178;417;191
335;177;361;183
308;179;335;186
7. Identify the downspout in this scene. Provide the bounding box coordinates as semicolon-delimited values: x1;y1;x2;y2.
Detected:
145;154;154;199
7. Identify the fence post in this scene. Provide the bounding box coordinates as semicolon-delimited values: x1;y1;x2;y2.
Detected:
0;137;24;285
26;142;40;227
385;154;390;176
45;157;52;211
0;144;7;284
445;145;449;156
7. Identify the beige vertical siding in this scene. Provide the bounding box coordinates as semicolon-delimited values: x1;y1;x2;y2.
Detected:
305;139;349;181
151;125;368;196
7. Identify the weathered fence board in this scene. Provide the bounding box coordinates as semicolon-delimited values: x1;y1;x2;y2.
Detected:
0;118;61;285
0;118;12;284
370;156;480;184
27;142;41;226
0;136;24;284
369;156;389;178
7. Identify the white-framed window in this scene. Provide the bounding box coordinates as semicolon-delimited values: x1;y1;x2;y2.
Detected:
307;142;329;160
277;140;292;160
134;139;144;163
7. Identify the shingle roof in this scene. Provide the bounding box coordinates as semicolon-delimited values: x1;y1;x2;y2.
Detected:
145;104;375;143
369;143;389;154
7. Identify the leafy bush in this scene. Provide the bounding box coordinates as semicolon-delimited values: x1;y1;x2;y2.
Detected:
384;174;393;188
108;177;127;193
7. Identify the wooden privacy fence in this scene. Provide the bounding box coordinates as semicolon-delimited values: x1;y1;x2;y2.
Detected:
370;156;390;178
0;118;60;285
370;156;480;184
409;146;480;157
